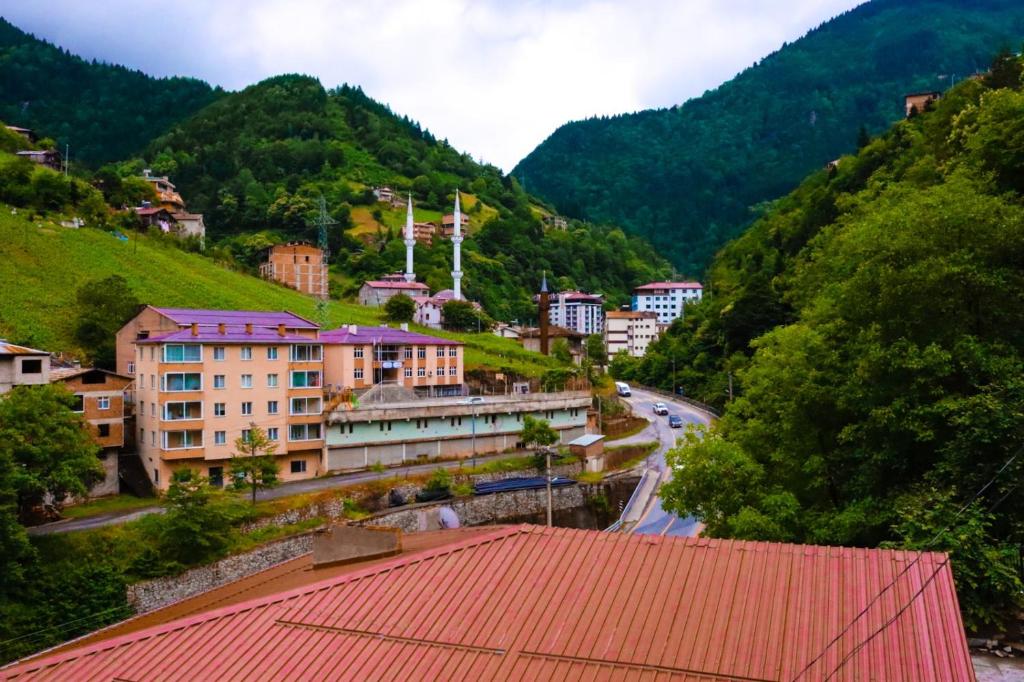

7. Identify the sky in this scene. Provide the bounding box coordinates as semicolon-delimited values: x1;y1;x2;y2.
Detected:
1;1;866;171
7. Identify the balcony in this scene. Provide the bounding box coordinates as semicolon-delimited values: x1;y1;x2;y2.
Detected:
163;401;203;421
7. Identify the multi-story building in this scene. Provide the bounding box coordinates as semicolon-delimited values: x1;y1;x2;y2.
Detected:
118;307;324;489
605;310;659;358
439;212;469;238
50;367;134;497
0;340;50;393
358;276;429;307
321;324;464;398
142;169;186;212
545;291;604;336
260;242;327;298
631;281;703;325
413;221;437;244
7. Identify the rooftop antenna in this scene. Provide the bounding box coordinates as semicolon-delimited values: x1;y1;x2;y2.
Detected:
309;195;337;327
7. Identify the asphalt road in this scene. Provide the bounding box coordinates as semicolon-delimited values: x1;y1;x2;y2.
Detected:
618;387;713;537
27;451;514;536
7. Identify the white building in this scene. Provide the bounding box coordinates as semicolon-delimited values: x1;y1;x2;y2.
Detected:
604;311;659;358
545;291;604;336
631;281;703;325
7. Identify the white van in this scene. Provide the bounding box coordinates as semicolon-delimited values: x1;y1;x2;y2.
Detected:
615;381;632;397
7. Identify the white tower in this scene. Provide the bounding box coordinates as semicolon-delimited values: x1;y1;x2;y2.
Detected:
451;189;463;300
403;194;416;283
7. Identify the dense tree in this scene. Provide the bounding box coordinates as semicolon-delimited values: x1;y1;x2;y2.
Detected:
585;334;607;366
158;469;239;565
384;293;415;322
73;275;141;368
442;300;491;332
229;426;279;505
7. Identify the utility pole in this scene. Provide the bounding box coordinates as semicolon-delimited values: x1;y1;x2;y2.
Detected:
309;195;337;327
672;354;677;396
545;447;553;527
471;408;477;469
728;371;734;402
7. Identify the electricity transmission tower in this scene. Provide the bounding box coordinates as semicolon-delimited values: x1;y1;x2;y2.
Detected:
310;195;337;326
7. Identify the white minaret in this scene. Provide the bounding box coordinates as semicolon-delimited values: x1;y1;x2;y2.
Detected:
451;189;463;300
403;194;416;283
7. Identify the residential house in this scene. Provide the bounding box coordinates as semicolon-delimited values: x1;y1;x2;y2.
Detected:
439;211;469;237
140;170;205;245
4;526;973;681
542;290;604;336
905;91;941;117
520;326;586;364
412;221;437;244
260;242;327;298
16;149;62;172
141;170;186;212
543;214;568;230
605;310;659;357
5;125;35;143
134;206;177;232
412;295;442;328
631;281;703;325
0;340;50;394
358;277;429;307
493;323;523;340
371;186;404;208
171;212;206;244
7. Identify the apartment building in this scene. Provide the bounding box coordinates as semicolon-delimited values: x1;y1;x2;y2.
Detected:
631;281;703;325
259;242;327;298
0;340;50;393
546;291;604;335
605;310;659;358
119;307;324;489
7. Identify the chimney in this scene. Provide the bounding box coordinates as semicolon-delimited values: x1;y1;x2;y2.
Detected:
191;322;199;337
400;323;409;332
351;325;358;335
277;323;286;337
218;322;226;335
245;322;253;335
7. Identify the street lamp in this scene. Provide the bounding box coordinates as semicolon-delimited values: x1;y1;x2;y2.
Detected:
471;407;477;469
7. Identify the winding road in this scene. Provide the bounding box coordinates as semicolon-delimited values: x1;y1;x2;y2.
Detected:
614;387;714;536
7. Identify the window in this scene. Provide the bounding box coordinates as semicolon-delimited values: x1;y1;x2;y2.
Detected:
241;429;251;443
378;421;392;432
214;431;226;445
449;347;457;357
241;346;253;361
128;361;135;374
417;347;426;359
290;460;307;474
267;427;279;441
417;367;426;377
354;347;364;359
162;430;203;449
267;373;278;387
208;466;223;487
450;416;462;427
240;374;253;388
140;427;145;442
290;370;322;388
98;396;110;410
403;347;412;360
289;344;323;362
214;374;226;389
163;344;202;362
163;373;202;392
151;431;156;446
416;419;429;429
214;402;226;417
289;424;322;441
70;395;84;412
151;403;156;417
436;347;444;357
290;397;322;415
404;367;413;378
449;366;457;376
140;400;145;416
267;400;279;415
213;346;225;361
164;401;203;420
241;401;253;416
21;359;42;374
154;468;159;484
98;423;110;437
149;348;154;361
267;346;278;360
354;368;364;380
150;374;155;389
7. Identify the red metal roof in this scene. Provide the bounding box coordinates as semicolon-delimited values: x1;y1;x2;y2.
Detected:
1;525;972;681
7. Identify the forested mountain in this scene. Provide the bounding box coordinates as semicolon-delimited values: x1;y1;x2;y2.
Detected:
136;74;669;320
613;52;1024;627
0;18;221;164
514;0;1024;274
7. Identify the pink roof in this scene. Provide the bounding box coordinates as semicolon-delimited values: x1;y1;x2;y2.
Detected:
634;281;703;291
320;325;459;346
1;525;971;681
151;307;318;329
361;280;429;290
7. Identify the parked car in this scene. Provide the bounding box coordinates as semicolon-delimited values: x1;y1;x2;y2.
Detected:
615;381;632;397
668;415;683;428
462;396;485;405
653;402;668;415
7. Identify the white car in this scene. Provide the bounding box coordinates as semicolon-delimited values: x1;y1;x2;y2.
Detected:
653;402;668;415
462;396;485;405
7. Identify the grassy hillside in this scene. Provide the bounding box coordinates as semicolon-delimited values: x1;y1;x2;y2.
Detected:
0;208;557;377
514;0;1024;274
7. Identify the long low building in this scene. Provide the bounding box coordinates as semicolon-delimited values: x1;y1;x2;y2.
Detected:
325;391;590;470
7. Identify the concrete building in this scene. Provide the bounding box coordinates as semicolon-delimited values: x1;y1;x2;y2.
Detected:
631;281;703;325
117;307;324;490
358;276;429;307
0;340;50;394
140;170;205;245
325;391;589;470
170;212;206;245
260;242;327;298
440;211;469;238
412;221;437;244
141;170;186;212
15;149;62;171
50;367;134;497
5;125;35;143
605;310;659;358
544;291;604;336
905;91;941;117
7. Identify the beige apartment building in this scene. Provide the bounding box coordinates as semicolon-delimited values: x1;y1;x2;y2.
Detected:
604;310;659;358
259;242;327;298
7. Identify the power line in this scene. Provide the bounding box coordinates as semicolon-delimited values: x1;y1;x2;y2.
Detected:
791;449;1020;681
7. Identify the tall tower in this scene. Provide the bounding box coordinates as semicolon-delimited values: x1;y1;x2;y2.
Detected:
404;194;416;283
539;271;550;356
451;189;463;300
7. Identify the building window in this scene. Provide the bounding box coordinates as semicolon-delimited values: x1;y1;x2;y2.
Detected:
267;346;278;360
128;361;135;374
449;366;457;377
162;430;203;449
449;347;457;357
163;373;202;392
436;347;444;357
214;403;226;417
241;429;251;443
151;403;156;417
154;468;159;484
151;431;156;446
354;368;364;380
417;347;426;359
241;401;253;416
163;344;202;363
213;346;226;361
21;359;42;374
290;370;322;388
268;400;279;415
98;423;110;437
241;374;253;388
354;347;364;359
164;401;203;420
267;373;278;387
70;395;85;412
214;375;226;389
214;431;226;445
289;424;322;441
417;367;426;377
450;416;462;427
404;367;413;378
241;346;253;361
378;421;392;432
403;347;412;360
267;427;279;441
290;460;307;474
290;397;322;415
289;344;323;362
150;374;155;389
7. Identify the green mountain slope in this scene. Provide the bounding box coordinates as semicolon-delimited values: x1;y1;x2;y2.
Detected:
0;17;221;165
514;0;1024;274
615;53;1024;626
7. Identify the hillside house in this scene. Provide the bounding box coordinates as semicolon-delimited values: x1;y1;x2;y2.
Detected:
372;186;404;208
440;211;469;237
905;91;941;117
171;212;206;243
413;221;437;244
0;340;50;393
5;125;35;143
358;277;429;306
520;326;586;363
543;214;568;230
141;169;185;212
260;242;327;298
134;206;177;231
16;149;62;171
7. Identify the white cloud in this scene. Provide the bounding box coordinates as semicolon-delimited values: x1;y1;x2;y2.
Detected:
0;0;865;170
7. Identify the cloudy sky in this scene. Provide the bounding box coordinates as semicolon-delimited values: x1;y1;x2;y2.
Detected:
1;1;865;170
